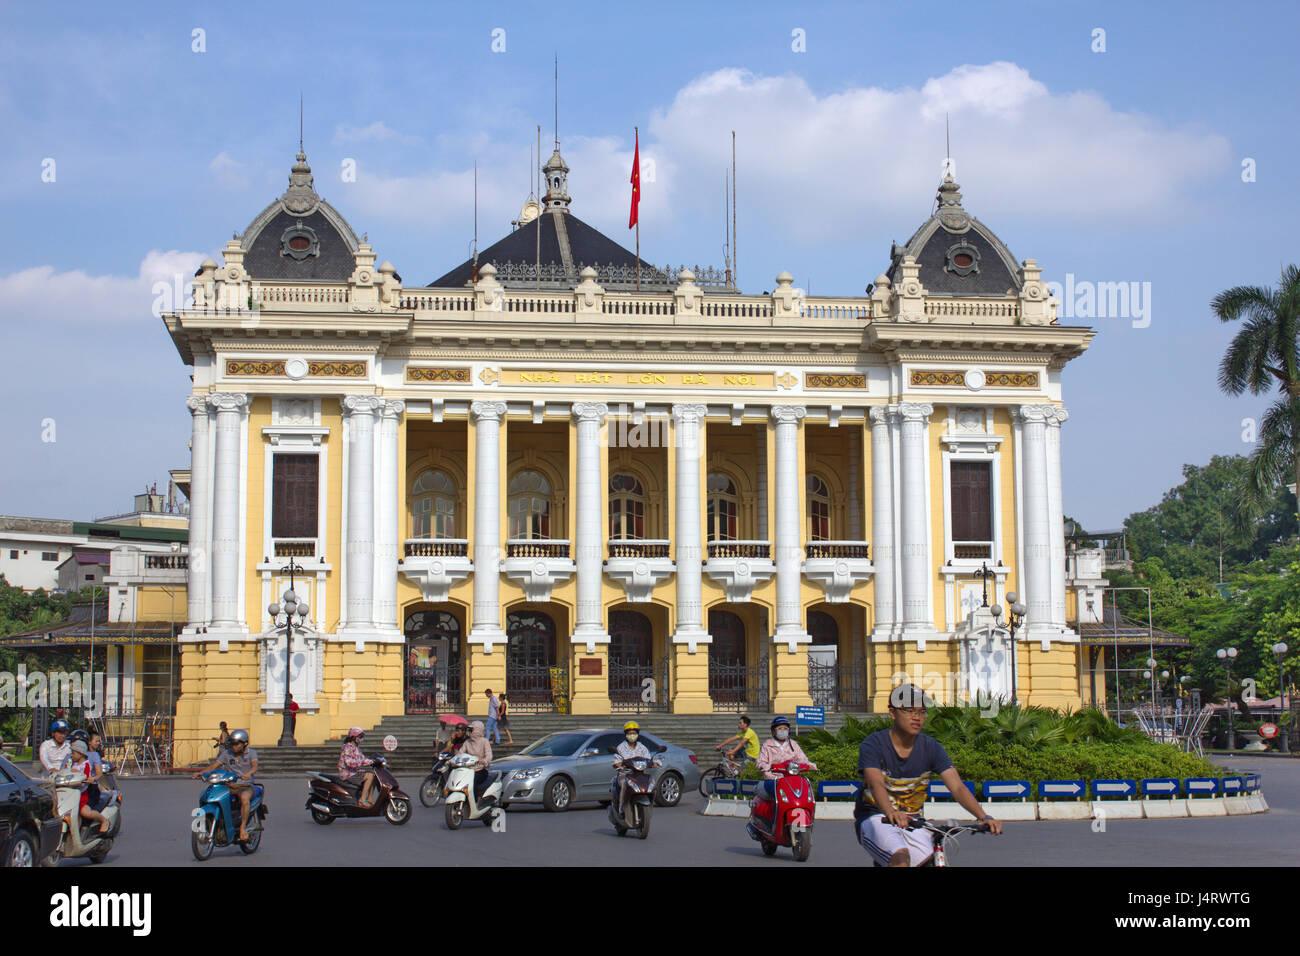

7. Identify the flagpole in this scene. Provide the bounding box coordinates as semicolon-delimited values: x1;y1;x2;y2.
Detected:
635;126;640;292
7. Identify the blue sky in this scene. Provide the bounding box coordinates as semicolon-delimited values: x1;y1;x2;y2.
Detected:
1;0;1296;529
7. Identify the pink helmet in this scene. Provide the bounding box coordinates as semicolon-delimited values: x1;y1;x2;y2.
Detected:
348;726;364;739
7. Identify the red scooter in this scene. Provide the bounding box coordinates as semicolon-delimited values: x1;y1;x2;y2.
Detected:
746;760;815;861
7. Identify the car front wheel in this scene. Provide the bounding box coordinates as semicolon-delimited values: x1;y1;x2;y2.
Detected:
4;831;36;867
543;776;573;812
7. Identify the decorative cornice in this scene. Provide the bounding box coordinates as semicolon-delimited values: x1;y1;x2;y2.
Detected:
224;358;367;377
770;404;807;425
896;402;934;423
406;366;471;383
1012;404;1057;425
806;373;866;389
910;369;1039;388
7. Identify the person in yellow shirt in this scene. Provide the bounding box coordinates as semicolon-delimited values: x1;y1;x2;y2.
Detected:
715;715;761;768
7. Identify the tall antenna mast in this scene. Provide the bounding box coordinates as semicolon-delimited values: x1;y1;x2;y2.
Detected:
724;169;731;286
472;159;479;283
536;124;542;290
554;55;559;150
731;130;737;290
299;93;304;152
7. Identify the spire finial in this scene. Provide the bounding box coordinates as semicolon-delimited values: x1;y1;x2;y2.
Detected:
299;93;304;153
553;54;559;150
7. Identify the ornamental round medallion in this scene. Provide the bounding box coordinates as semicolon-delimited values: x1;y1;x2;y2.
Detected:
836;562;850;577
285;357;309;380
736;562;751;578
906;282;920;296
431;562;444;576
964;369;986;391
359;271;370;282
1026;284;1041;299
634;562;650;577
533;561;547;576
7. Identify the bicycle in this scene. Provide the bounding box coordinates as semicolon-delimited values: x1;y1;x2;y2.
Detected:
868;816;991;867
698;750;745;797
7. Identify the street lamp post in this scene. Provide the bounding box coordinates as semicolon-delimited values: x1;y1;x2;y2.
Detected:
268;560;311;748
989;591;1028;706
1272;642;1289;754
1216;647;1238;751
1145;657;1157;712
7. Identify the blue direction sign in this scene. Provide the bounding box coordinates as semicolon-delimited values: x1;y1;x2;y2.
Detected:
1244;774;1261;792
982;780;1030;800
1184;777;1219;796
739;780;760;797
928;780;976;799
818;781;861;799
1140;778;1180;797
1222;776;1244;794
795;706;826;727
1039;779;1086;799
1092;779;1136;798
711;778;739;796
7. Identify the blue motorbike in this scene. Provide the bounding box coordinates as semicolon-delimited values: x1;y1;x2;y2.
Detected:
191;769;267;861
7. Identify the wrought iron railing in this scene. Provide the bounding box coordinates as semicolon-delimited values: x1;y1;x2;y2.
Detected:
144;554;188;570
709;655;770;713
273;539;316;558
809;660;869;711
506;662;570;714
610;656;671;713
953;541;993;560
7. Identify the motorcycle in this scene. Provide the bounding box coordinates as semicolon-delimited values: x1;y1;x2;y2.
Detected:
419;751;453;808
191;768;267;861
41;767;122;866
609;755;660;839
305;754;412;825
443;753;504;829
746;759;814;861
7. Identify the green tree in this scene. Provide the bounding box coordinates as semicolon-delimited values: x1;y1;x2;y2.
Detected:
1214;264;1300;510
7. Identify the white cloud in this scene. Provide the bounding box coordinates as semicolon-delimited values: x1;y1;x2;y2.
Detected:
334;121;418;145
208;151;251;190
0;250;207;325
338;62;1232;253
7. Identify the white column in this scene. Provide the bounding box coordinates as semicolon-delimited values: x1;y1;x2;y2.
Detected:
468;401;508;649
207;392;248;631
772;405;810;650
897;402;935;638
1046;407;1069;629
1014;405;1054;639
185;395;212;630
869;406;896;638
573;402;610;652
671;403;709;649
375;399;405;633
342;395;384;633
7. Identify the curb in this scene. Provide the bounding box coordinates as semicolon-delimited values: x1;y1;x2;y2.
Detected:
701;794;1271;820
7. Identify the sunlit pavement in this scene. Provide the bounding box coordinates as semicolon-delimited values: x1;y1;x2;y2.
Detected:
57;755;1296;867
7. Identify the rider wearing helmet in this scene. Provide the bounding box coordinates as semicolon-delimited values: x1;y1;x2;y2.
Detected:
39;720;71;775
338;727;379;808
611;721;652;813
754;716;817;820
193;728;259;842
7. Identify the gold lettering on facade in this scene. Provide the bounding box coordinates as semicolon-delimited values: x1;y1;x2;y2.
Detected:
681;373;708;385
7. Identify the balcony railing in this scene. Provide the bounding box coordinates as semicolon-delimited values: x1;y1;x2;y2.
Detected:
804;541;870;560
608;539;671;559
707;540;771;560
144;554;188;570
404;538;469;558
506;539;571;559
953;541;993;560
273;539;316;558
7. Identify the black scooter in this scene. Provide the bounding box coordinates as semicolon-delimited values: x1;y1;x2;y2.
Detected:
305;755;413;825
419;751;454;807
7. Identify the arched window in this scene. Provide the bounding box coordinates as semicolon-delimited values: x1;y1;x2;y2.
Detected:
807;474;831;541
609;473;645;540
508;470;552;539
706;473;738;541
411;470;456;538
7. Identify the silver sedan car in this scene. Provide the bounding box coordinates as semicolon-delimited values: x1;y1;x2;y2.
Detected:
495;728;700;811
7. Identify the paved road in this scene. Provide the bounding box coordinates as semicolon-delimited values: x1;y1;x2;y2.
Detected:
52;755;1299;867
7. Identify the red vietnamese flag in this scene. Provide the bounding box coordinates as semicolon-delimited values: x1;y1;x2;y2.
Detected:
629;129;640;228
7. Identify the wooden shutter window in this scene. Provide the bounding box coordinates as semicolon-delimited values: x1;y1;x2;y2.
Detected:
272;454;319;538
950;460;992;542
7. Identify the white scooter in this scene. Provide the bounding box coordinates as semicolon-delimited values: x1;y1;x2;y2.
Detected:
442;753;504;829
41;768;121;865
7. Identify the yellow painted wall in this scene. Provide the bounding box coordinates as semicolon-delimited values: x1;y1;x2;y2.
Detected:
136;585;186;622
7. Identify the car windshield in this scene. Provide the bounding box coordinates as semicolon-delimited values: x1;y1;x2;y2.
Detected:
517;733;592;758
0;756;30;782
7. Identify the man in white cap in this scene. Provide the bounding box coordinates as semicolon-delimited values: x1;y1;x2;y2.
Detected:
854;683;1002;866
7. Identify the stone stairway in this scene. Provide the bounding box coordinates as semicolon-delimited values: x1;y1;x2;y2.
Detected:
244;711;860;775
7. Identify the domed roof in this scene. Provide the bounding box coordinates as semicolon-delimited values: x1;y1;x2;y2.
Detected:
238;150;361;281
885;174;1022;297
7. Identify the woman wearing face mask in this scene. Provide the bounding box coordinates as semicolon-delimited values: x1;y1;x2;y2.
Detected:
755;717;817;820
611;721;651;814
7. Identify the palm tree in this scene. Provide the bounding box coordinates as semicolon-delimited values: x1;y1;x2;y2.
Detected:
1214;265;1300;507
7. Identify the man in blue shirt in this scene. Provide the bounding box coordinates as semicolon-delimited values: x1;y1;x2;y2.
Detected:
855;684;1002;866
